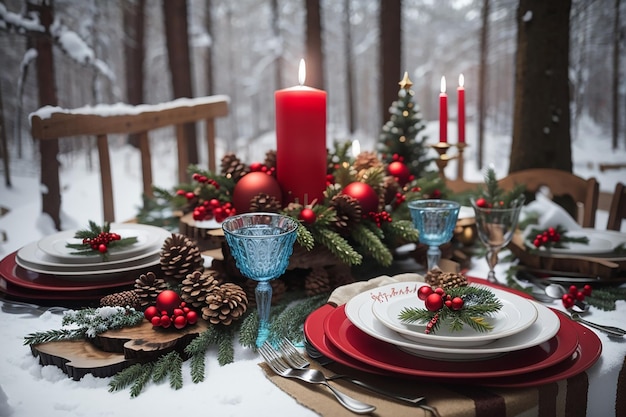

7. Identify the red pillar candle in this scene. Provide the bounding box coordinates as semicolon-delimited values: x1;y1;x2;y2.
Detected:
439;76;448;143
457;74;465;143
275;59;327;205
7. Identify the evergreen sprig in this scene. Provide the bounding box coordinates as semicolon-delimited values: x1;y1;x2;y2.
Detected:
315;227;363;266
586;287;626;311
66;221;139;260
398;286;503;334
478;167;525;208
24;306;144;345
108;362;155;397
352;223;393;266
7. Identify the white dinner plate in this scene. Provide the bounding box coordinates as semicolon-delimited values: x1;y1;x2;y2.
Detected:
525;228;626;256
37;223;170;263
15;249;161;281
345;284;560;360
371;282;538;347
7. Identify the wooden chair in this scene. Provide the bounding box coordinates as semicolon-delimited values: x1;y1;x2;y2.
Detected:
30;96;229;223
446;168;600;228
607;182;626;231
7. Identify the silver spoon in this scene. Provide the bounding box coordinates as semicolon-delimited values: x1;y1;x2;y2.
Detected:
569;312;626;338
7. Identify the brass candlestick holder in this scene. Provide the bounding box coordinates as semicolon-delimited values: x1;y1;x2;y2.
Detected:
431;141;468;181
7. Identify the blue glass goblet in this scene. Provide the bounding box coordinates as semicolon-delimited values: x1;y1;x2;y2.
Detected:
222;213;298;347
408;199;461;271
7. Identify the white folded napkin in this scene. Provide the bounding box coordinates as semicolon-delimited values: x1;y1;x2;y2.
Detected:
522;191;582;231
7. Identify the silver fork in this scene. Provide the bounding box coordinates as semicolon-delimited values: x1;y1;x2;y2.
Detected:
278;338;426;406
259;342;376;414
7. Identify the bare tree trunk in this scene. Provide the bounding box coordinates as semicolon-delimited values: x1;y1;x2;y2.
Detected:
477;0;490;170
344;0;355;134
123;0;146;148
163;0;198;166
379;0;401;128
28;0;61;230
510;0;572;173
0;81;10;188
305;0;324;90
270;0;282;91
612;0;621;150
205;0;214;95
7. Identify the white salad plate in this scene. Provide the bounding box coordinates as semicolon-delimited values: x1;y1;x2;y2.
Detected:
345;282;560;360
371;282;538;347
526;228;626;256
37;223;171;263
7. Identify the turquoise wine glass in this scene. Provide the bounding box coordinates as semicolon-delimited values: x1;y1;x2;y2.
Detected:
222;213;298;347
408;199;461;271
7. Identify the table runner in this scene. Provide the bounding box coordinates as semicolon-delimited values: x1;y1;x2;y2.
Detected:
260;272;607;417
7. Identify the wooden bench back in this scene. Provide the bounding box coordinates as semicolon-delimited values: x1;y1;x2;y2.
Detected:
30;96;229;223
446;168;599;228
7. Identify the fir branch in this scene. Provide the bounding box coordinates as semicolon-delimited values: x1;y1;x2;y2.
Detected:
189;353;206;384
152;351;180;384
168;353;184;390
295;223;314;250
315;228;363;266
108;362;154;397
352;223;393;266
586;287;626;311
185;326;220;356
398;286;503;334
23;328;85;345
216;327;235;365
238;310;259;349
381;219;419;242
268;293;328;345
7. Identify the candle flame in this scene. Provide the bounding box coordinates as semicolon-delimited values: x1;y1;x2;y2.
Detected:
298;59;306;86
459;74;464;88
440;76;446;94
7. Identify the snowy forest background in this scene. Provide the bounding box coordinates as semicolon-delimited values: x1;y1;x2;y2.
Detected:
1;0;625;203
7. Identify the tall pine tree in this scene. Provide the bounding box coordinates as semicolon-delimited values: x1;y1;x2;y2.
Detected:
377;72;433;178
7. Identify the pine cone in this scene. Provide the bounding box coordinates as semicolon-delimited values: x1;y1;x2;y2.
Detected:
263;150;276;170
160;233;204;282
202;283;248;325
249;193;282;213
220;152;249;182
331;194;362;233
180;270;220;308
100;290;141;309
134;271;168;307
304;267;331;296
425;269;468;290
353;151;384;173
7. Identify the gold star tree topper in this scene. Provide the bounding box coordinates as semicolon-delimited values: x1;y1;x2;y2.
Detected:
399;71;413;90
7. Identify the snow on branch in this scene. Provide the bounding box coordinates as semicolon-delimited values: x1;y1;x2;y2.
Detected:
50;20;115;81
0;3;44;33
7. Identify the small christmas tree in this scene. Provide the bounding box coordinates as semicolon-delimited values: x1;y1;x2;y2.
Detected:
377;72;433;178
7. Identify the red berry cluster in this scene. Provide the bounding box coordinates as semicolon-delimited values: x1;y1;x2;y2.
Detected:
562;284;592;309
532;227;561;248
144;302;199;330
83;232;121;254
191;172;220;188
191;198;236;222
418;286;464;312
393;192;406;206
369;211;392;227
249;161;276;176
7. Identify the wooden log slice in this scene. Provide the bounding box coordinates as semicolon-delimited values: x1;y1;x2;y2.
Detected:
31;319;211;380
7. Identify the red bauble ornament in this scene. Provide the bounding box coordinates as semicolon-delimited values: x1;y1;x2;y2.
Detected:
475;197;488;208
417;286;434;301
232;172;283;213
425;293;444;312
144;305;159;321
387;161;411;186
174;315;187;329
451;296;464;311
155;290;182;315
299;207;316;224
342;182;379;214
